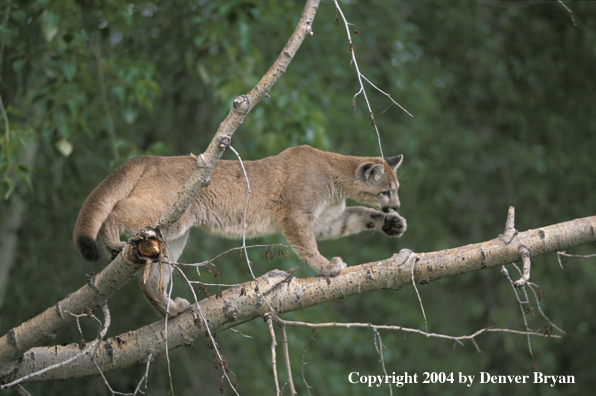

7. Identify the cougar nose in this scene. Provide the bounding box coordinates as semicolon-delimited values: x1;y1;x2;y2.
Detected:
382;198;400;213
382;205;399;213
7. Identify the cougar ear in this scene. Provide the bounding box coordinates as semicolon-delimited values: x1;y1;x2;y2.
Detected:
357;163;385;181
384;155;403;171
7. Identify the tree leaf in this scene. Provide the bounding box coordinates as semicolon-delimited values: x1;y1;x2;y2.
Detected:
1;177;15;200
61;61;77;82
122;107;138;124
55;138;73;157
40;11;60;42
15;163;33;191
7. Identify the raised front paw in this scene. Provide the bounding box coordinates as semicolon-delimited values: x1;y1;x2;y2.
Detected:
382;212;407;237
319;257;347;277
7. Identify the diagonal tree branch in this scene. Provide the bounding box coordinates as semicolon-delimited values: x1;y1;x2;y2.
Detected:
0;246;143;378
153;0;321;235
3;213;594;384
0;0;322;380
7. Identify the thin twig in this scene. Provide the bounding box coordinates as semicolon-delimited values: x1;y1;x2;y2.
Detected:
133;349;154;395
164;259;175;396
372;328;392;396
214;317;260;335
557;0;576;25
266;314;280;395
181;243;297;267
276;317;560;347
501;265;535;360
92;305;139;396
15;385;31;396
2;303;111;389
188;280;243;287
332;0;383;158
228;145;276;315
228;145;254;278
557;251;596;259
279;322;297;395
230;328;255;339
410;256;428;334
332;0;413;160
300;329;316;396
526;282;566;336
557;250;596;272
361;75;413;117
174;265;240;396
181;243;304;280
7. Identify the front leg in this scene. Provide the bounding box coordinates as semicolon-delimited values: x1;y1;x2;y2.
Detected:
280;215;347;277
314;206;407;240
370;210;407;237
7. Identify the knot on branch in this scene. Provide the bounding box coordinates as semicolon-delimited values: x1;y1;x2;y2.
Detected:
224;301;240;321
218;136;231;151
393;249;414;267
232;95;250;115
130;227;164;263
85;273;99;293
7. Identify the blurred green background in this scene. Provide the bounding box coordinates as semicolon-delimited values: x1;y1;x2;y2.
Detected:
1;0;594;394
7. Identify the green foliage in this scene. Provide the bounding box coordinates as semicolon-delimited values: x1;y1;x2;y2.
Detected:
1;0;595;395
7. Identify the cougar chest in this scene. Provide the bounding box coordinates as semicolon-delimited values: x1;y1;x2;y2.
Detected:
312;200;346;237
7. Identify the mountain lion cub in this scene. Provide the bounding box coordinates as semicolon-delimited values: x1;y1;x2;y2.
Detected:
74;145;406;316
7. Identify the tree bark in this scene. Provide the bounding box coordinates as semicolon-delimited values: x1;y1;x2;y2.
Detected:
2;214;594;384
0;143;37;308
0;193;24;308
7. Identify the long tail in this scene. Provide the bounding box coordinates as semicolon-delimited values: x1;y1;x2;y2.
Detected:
73;158;145;261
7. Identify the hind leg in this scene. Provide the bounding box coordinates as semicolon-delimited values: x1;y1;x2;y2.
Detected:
139;230;191;317
99;218;127;260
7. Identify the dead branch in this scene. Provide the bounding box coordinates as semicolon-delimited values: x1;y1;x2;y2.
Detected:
332;0;412;159
276;318;561;351
2;213;594;385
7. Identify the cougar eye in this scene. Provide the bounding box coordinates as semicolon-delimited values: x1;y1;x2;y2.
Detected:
381;190;391;197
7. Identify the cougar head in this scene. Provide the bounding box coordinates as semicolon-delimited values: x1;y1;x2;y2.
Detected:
353;155;403;212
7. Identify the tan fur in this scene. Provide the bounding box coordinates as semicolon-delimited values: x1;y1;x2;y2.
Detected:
74;145;406;316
